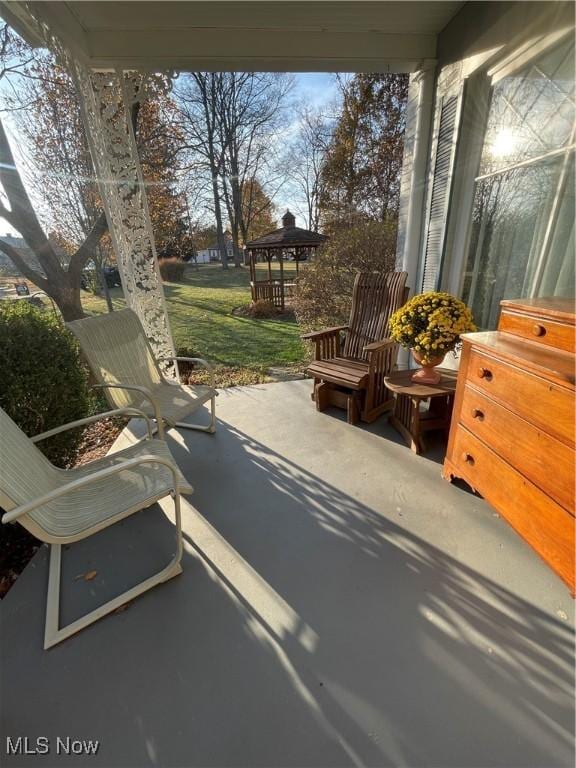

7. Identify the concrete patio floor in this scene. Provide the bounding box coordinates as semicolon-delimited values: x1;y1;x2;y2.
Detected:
1;379;574;768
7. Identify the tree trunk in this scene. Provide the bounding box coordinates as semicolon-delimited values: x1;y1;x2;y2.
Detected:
48;277;86;321
0;116;107;321
221;166;241;268
100;267;114;312
228;154;244;268
57;295;85;322
230;220;242;268
211;172;228;270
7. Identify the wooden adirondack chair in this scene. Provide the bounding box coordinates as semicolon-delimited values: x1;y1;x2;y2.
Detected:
303;271;408;425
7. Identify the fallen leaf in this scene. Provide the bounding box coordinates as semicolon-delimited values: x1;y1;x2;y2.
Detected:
83;570;98;581
114;602;131;614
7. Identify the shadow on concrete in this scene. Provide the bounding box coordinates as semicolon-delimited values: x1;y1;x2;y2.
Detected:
176;422;574;768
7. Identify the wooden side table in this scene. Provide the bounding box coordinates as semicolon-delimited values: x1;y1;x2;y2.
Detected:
384;369;458;454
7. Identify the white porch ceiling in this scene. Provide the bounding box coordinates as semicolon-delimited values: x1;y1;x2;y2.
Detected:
0;0;465;72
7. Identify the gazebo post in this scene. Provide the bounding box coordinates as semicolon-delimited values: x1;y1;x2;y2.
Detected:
248;248;256;302
267;249;272;303
279;248;285;310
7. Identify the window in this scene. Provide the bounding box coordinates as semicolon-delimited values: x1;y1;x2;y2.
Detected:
461;38;575;330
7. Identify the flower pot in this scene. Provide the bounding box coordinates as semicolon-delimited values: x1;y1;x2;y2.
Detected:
411;349;445;385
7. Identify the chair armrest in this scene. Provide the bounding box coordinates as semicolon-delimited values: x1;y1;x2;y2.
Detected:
160;356;216;390
302;326;348;361
2;454;180;525
301;326;348;341
365;338;398;379
31;407;155;444
92;383;164;438
363;338;396;353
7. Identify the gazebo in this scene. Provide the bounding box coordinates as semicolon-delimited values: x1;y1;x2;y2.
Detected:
245;211;327;310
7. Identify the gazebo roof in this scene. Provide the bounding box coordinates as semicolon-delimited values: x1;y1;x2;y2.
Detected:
245;210;328;250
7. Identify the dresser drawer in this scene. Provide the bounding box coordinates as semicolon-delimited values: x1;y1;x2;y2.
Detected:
447;427;575;591
459;386;575;512
499;308;575;354
467;349;575;446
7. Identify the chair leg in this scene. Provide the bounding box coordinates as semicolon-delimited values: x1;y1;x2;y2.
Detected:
315;382;330;412
310;377;319;401
147;419;170;441
347;392;360;425
43;491;183;650
175;395;217;434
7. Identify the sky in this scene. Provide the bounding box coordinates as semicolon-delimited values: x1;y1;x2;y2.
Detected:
0;72;342;238
293;72;339;109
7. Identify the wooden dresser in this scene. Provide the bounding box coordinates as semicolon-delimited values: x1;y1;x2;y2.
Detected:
443;298;575;592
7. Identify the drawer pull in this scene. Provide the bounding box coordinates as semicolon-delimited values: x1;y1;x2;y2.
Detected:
462;452;475;465
471;408;484;420
477;367;492;380
532;324;546;337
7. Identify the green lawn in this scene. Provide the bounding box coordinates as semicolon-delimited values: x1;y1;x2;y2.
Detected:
81;264;307;384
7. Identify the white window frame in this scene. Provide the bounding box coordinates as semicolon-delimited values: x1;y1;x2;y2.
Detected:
440;28;575;302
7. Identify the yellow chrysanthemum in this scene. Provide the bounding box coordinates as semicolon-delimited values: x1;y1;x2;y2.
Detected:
388;290;476;362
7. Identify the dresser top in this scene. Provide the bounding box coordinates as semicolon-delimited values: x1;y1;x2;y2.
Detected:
500;297;575;324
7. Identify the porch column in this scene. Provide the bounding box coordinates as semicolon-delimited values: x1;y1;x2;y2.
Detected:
70;64;176;371
395;64;436;293
395;64;436;369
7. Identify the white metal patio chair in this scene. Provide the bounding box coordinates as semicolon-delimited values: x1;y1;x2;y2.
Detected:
67;309;217;438
0;406;193;649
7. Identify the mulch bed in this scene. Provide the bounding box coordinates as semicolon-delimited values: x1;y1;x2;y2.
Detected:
180;364;270;388
0;525;41;599
0;418;124;599
232;304;296;320
74;416;125;467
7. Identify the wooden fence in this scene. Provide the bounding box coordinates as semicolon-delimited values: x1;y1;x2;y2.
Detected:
250;280;296;309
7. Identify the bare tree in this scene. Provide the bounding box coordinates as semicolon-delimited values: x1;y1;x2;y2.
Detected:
216;73;292;264
2;44;114;294
175;73;230;268
286;105;332;231
0;116;107;320
0;23;34;93
175;72;292;267
0;25;108;317
0;25;186;315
